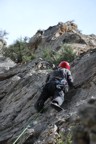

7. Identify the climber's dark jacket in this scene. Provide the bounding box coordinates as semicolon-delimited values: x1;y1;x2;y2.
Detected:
35;68;74;112
46;68;73;87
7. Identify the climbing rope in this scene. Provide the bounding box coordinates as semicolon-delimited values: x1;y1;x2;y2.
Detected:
13;125;30;144
12;88;75;143
13;108;44;144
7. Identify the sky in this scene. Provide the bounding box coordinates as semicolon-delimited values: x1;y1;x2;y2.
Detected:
0;0;96;45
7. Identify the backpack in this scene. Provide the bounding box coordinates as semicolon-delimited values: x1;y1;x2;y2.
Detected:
47;68;69;92
49;68;68;92
51;68;65;80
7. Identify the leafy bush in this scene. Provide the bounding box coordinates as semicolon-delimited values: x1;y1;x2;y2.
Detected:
42;48;56;61
3;37;35;63
56;131;72;144
42;44;76;65
0;29;8;39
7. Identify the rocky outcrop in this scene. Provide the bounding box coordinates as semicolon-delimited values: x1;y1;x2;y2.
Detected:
0;38;7;54
73;97;96;144
0;21;96;144
28;30;44;52
28;21;96;57
0;56;16;73
0;47;96;144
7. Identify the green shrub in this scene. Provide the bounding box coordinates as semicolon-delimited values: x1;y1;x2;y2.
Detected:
42;44;76;65
55;44;76;64
56;131;72;144
3;37;35;63
22;54;35;62
66;132;72;144
42;48;56;61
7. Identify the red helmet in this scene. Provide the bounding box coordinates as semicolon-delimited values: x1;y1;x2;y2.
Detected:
58;61;70;70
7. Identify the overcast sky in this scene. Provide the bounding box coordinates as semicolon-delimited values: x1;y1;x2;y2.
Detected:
0;0;96;45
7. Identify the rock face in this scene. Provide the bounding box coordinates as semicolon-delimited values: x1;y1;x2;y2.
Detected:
0;56;16;73
73;97;96;144
0;49;96;144
28;21;96;57
28;30;44;52
0;38;7;54
0;21;96;144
